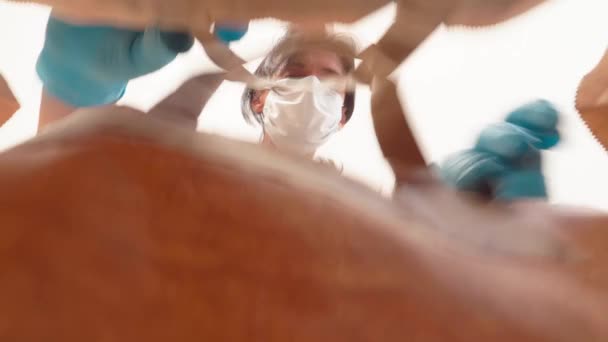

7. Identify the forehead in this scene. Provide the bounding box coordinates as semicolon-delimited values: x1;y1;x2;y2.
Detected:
281;48;345;74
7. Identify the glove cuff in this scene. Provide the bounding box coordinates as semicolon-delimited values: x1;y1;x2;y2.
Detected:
493;169;547;201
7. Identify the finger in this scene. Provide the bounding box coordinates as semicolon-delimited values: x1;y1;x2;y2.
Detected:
445;0;546;27
440;150;506;193
506;100;558;129
197;31;248;72
17;0;390;32
577;49;608;111
382;0;456;62
0;74;19;126
370;77;426;185
576;48;608;151
38;4;182;30
356;1;457;81
475;123;540;160
207;0;390;26
148;73;225;129
129;27;186;76
196;31;261;89
577;103;608;152
505;100;560;149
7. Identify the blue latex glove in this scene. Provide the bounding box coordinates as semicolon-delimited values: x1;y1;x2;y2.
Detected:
214;22;249;44
36;15;194;107
439;100;560;201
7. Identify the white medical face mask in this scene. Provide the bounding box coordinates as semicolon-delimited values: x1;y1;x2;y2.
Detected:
261;76;344;156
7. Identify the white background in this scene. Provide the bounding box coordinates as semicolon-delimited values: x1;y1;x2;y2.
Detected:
1;1;607;210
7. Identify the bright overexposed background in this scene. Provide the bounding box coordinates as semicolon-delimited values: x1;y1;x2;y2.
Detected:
1;1;607;210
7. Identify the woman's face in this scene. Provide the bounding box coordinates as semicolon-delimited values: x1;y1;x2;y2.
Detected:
250;48;348;123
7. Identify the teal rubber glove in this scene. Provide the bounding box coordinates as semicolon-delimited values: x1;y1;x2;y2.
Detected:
440;100;560;200
214;22;249;44
36;15;194;107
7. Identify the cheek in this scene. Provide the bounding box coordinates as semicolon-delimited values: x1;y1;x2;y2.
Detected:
340;107;347;125
252;90;270;114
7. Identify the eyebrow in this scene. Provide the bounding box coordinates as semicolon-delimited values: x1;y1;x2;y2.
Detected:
279;50;346;76
321;67;341;75
284;58;306;69
283;59;343;75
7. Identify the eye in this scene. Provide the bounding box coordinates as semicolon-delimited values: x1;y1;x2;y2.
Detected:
284;73;308;79
283;67;309;79
320;68;341;77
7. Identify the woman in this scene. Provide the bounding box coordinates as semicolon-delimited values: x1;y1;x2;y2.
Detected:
34;13;553;200
36;13;358;167
239;32;357;160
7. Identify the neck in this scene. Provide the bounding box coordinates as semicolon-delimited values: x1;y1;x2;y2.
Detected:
260;133;273;147
260;133;315;159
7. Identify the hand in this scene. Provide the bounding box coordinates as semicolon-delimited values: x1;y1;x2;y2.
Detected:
36;13;194;107
439;100;560;201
